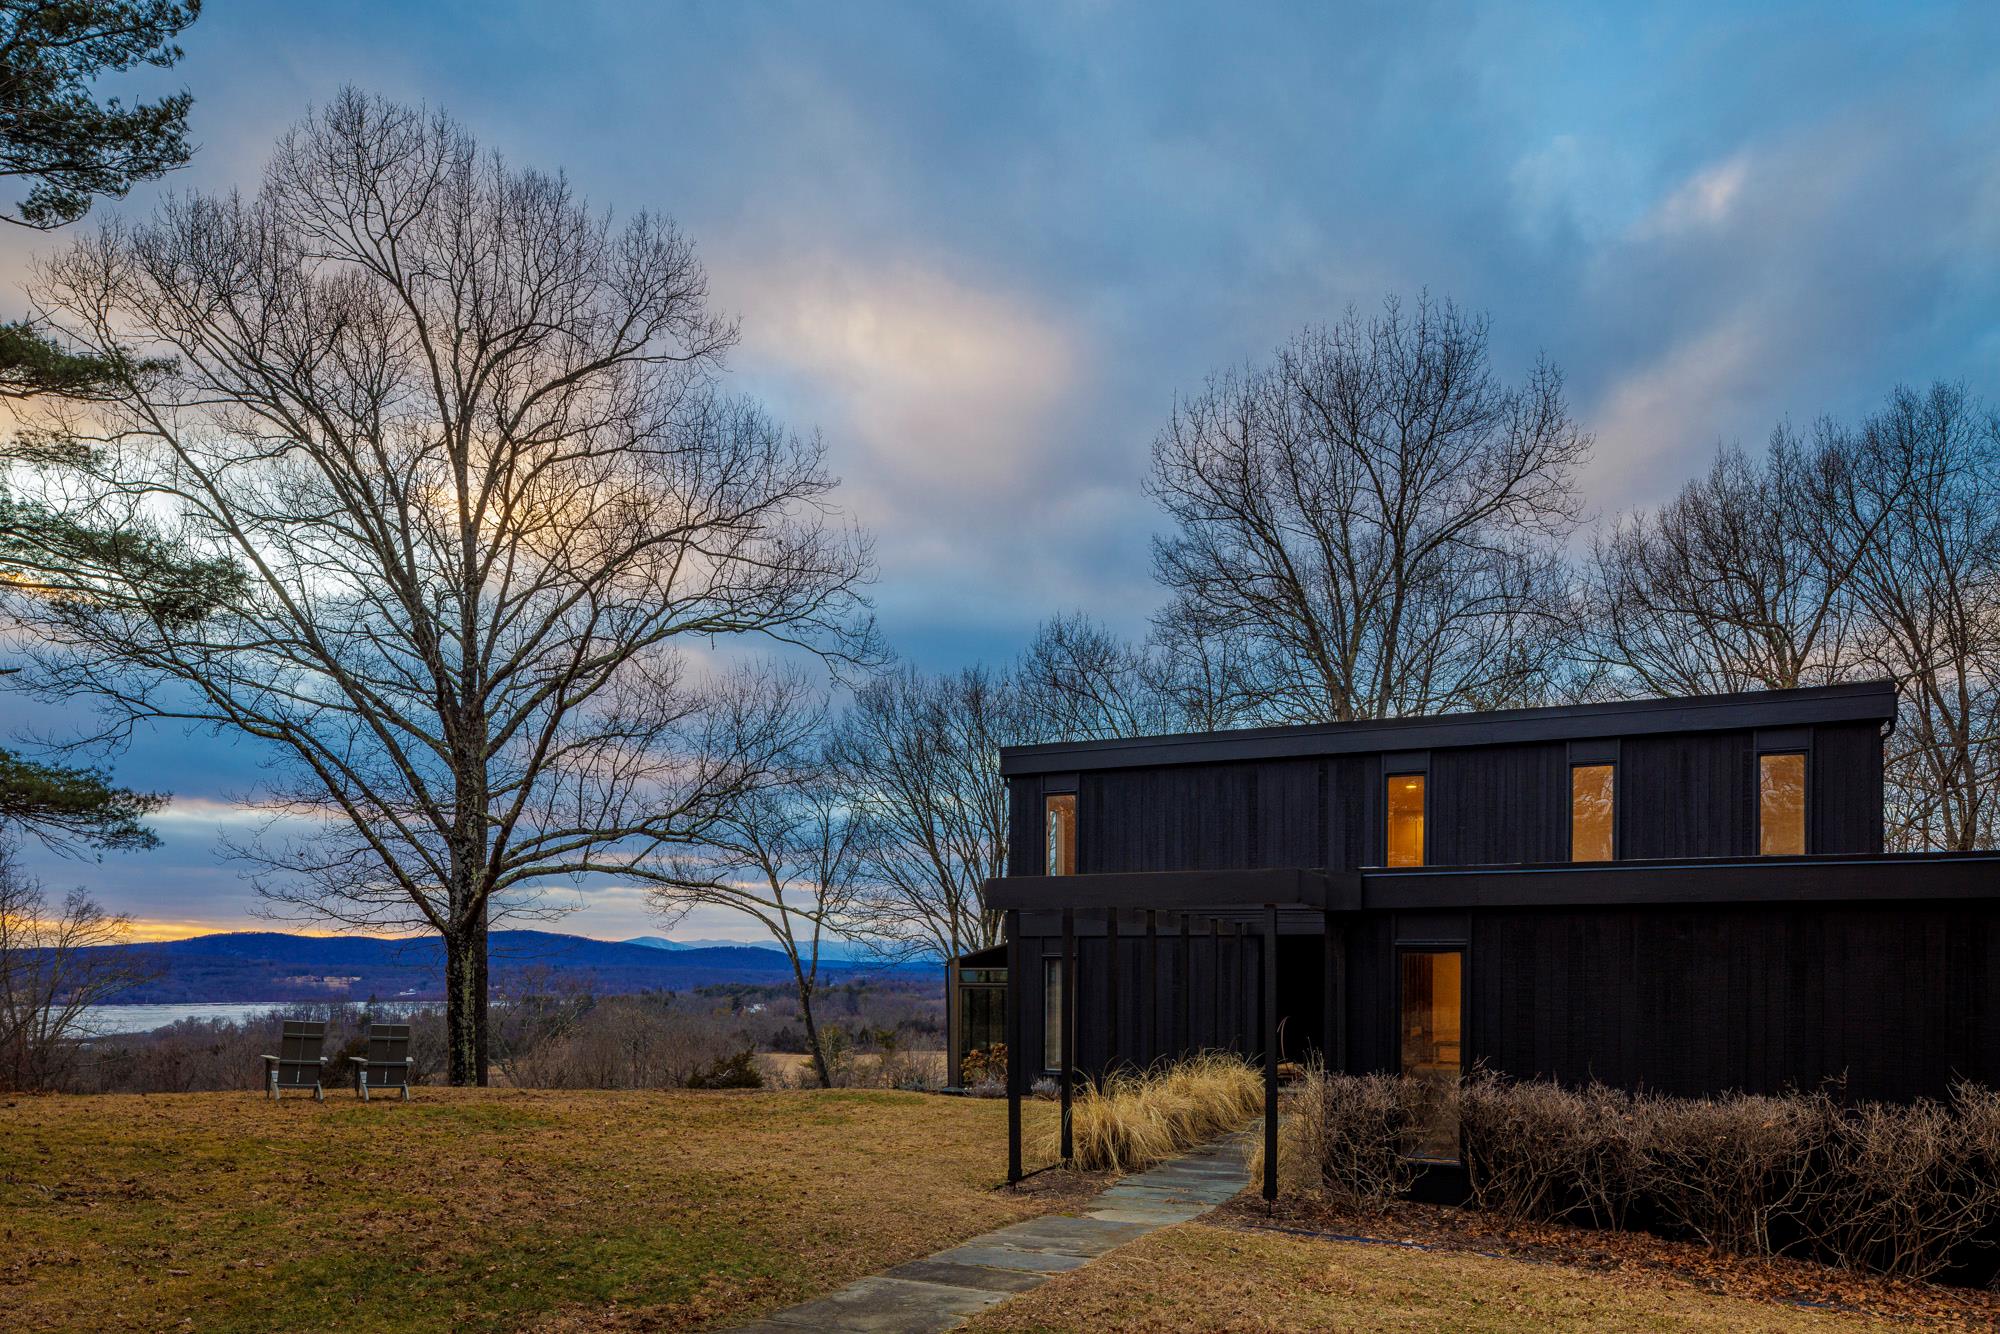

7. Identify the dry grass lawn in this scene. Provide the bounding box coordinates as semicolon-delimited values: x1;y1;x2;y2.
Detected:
961;1222;1923;1333
0;1087;1075;1333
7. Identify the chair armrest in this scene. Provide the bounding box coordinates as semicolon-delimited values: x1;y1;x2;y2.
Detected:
348;1055;368;1066
260;1054;279;1065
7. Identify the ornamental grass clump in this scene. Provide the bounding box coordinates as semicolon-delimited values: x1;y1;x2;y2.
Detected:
1052;1052;1263;1173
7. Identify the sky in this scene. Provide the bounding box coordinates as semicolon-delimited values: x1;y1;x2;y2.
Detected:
1;1;1996;943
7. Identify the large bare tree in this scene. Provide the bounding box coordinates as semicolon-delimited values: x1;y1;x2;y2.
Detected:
1579;428;1872;696
833;665;1022;959
1830;384;2000;851
1148;295;1591;725
6;91;873;1083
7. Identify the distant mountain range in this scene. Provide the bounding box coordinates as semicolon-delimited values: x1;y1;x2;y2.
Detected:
83;930;918;1004
624;935;895;963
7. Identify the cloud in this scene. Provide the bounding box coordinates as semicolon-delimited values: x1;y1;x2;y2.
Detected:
723;250;1084;494
1634;153;1753;240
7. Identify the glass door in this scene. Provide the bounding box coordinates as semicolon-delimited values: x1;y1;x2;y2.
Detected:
1398;948;1464;1160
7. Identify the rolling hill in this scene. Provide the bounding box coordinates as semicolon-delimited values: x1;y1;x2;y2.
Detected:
86;930;877;1003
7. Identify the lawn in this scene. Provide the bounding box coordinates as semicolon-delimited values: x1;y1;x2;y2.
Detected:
0;1087;1076;1333
958;1222;1919;1333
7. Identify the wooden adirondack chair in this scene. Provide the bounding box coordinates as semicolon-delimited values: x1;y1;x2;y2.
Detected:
261;1021;329;1101
349;1023;415;1102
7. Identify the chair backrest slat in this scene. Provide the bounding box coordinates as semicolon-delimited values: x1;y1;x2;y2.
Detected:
363;1023;412;1087
273;1021;325;1087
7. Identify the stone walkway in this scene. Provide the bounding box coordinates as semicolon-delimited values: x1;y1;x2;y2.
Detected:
731;1135;1251;1333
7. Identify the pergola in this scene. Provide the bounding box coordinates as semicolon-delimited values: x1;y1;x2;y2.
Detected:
986;867;1358;1202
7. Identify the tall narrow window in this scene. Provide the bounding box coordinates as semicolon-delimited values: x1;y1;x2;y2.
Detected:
1399;949;1463;1160
1570;763;1615;862
1042;957;1066;1072
1759;752;1806;856
1044;793;1076;875
1385;774;1425;867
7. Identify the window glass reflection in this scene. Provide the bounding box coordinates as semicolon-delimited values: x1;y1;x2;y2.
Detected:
1571;763;1615;861
1045;793;1076;875
1760;752;1805;855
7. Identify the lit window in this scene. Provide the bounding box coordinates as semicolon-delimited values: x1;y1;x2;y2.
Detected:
1043;957;1065;1072
1570;764;1615;862
1385;774;1425;867
1045;793;1076;875
1399;950;1462;1160
1759;752;1805;856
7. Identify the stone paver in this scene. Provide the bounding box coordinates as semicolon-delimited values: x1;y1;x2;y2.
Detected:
729;1134;1249;1333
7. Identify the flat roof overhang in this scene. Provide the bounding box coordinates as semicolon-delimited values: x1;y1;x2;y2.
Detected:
1363;851;2000;910
986;851;2000;917
985;866;1352;914
999;680;1898;777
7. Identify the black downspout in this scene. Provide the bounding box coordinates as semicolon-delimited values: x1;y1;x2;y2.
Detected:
1006;908;1022;1184
1060;907;1075;1164
1264;903;1279;1203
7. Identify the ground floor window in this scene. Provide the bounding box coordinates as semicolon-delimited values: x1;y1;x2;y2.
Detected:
1043;956;1065;1072
1399;948;1464;1160
957;971;1006;1074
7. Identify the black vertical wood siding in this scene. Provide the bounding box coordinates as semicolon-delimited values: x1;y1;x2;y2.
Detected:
1461;902;2000;1100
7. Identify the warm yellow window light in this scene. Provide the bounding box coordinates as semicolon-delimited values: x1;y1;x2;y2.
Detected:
1044;793;1077;875
1385;774;1425;867
1760;752;1805;855
1571;764;1615;861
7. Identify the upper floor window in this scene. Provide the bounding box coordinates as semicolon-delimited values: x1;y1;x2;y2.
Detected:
1385;773;1425;867
1759;752;1806;856
1045;793;1077;875
1570;763;1615;862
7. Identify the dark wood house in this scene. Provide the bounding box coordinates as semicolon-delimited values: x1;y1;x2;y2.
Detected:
961;681;2000;1196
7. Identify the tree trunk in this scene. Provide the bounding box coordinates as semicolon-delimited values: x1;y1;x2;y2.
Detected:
795;964;832;1088
444;908;489;1087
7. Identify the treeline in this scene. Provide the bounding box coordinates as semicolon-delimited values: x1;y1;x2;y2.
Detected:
28;979;943;1096
863;300;1999;919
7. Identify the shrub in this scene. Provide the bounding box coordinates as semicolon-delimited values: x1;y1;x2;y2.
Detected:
1292;1067;1422;1208
961;1043;1007;1088
685;1048;764;1089
1460;1070;1641;1228
1048;1052;1262;1173
1796;1082;2000;1280
1637;1089;1813;1255
1299;1070;2000;1285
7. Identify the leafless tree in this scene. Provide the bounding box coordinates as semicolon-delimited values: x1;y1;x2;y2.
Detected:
1019;612;1173;742
0;842;151;1090
1827;385;2000;850
4;91;873;1083
833;664;1024;959
1579;428;1871;696
1148;295;1591;725
638;672;863;1088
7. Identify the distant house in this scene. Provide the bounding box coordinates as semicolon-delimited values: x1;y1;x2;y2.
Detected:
951;682;2000;1195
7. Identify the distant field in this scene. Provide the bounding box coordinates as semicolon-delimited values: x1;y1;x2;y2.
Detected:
0;1087;1074;1332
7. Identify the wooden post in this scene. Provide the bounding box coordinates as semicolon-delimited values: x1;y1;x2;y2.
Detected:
1105;907;1119;1078
1179;913;1192;1058
1210;918;1223;1051
1144;909;1158;1067
1264;903;1279;1203
1006;909;1023;1184
1060;907;1075;1164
